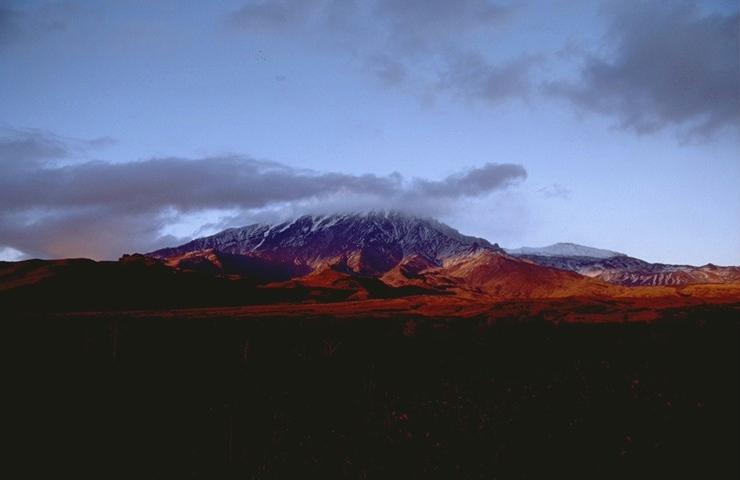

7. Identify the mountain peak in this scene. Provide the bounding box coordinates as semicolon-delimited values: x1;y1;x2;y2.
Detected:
149;212;503;276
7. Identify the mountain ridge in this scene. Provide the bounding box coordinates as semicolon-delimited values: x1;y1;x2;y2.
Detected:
505;242;625;259
150;211;503;276
148;211;740;290
2;211;739;312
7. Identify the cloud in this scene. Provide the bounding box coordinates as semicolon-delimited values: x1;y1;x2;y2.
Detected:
0;128;115;170
0;1;84;46
224;1;737;138
0;128;71;168
0;208;176;261
537;183;571;200
374;0;515;55
224;1;530;104
0;129;527;259
0;246;24;262
546;1;740;138
226;0;514;46
0;2;21;45
412;163;527;198
367;54;407;86
439;53;538;104
226;0;324;31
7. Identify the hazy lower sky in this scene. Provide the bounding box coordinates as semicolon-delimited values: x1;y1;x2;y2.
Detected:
1;0;738;265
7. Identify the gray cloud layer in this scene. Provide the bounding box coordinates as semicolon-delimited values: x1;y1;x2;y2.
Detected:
0;0;80;46
412;163;526;198
548;1;739;138
226;0;514;52
5;2;738;141
0;2;20;46
439;53;539;105
226;0;322;31
373;0;515;55
225;0;532;105
0;129;526;259
225;0;738;140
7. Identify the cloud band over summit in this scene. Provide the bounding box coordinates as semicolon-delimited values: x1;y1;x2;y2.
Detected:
0;129;526;259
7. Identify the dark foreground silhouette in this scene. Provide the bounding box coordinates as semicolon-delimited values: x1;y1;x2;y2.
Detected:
6;308;739;479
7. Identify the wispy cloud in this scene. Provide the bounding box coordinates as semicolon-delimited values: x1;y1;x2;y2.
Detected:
0;0;86;46
439;53;539;105
0;1;21;46
537;183;571;200
224;0;530;104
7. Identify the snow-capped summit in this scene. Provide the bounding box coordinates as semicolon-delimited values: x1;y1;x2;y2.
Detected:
505;242;625;259
150;211;502;275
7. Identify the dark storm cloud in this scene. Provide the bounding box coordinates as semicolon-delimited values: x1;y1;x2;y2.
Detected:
547;1;740;138
0;130;527;259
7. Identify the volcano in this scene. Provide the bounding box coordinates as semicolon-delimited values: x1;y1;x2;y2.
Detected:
147;212;623;300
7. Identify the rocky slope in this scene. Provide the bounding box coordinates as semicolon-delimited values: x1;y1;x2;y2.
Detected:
150;212;501;277
149;212;618;299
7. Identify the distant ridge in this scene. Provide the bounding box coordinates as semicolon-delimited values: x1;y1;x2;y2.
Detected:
507;243;740;287
505;242;624;259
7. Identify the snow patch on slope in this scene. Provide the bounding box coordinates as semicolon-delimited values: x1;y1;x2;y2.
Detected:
505;242;624;259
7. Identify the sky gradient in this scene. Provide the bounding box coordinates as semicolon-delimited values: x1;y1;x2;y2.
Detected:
1;0;738;265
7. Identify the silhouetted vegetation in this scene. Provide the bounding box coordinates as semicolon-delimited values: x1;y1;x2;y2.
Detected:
6;308;739;478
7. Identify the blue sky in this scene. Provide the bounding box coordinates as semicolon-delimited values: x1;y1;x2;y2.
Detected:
1;0;738;265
